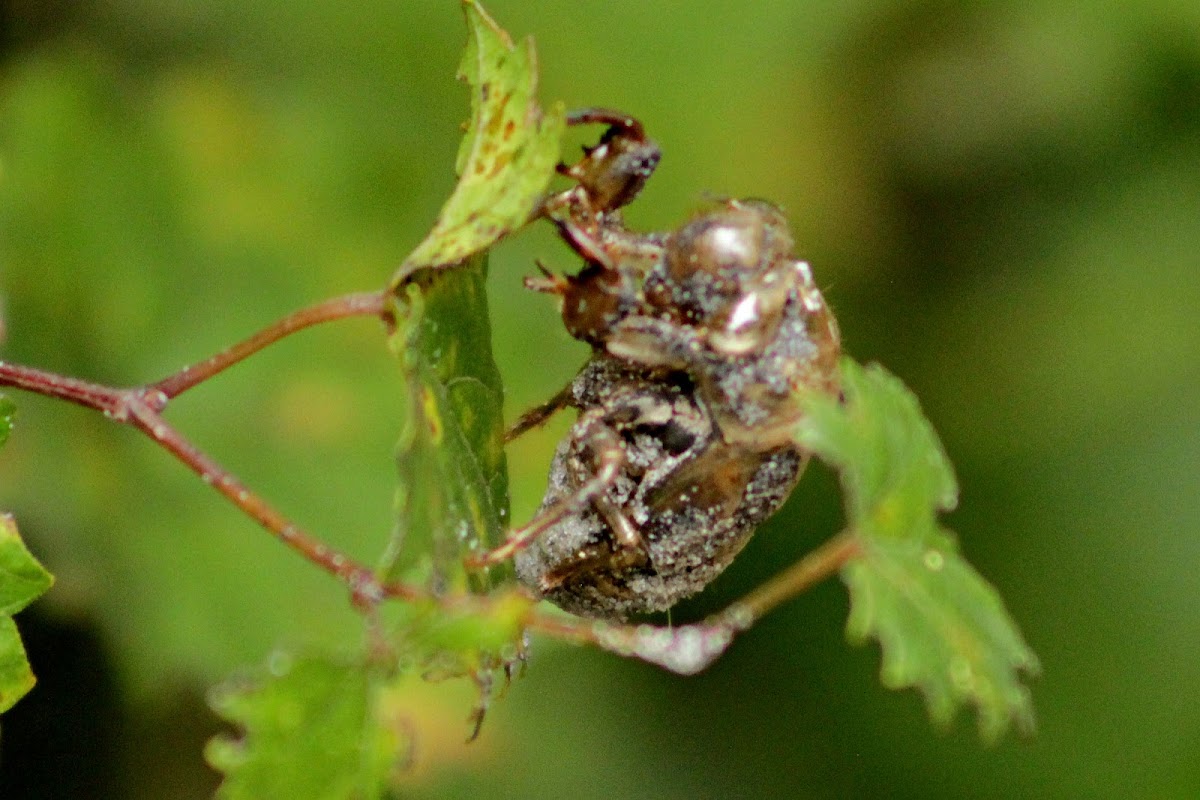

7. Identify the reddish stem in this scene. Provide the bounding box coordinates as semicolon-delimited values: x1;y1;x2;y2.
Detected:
0;291;406;606
153;291;388;399
0;362;143;416
521;532;861;674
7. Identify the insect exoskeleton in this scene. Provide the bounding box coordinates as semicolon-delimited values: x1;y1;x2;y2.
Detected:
596;199;842;448
649;198;797;354
512;357;804;620
501;111;840;620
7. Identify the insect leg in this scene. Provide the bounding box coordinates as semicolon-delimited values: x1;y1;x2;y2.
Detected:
467;421;627;568
532;490;648;594
564;107;646;136
505;378;576;443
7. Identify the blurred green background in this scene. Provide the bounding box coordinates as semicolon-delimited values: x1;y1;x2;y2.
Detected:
1;0;1198;797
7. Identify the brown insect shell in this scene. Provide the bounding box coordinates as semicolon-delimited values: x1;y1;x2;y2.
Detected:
598;201;842;449
512;356;804;620
605;268;841;450
557;223;665;347
540;120;664;346
646;200;795;354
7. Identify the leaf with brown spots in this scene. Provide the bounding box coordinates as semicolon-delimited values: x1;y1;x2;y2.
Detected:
391;0;565;284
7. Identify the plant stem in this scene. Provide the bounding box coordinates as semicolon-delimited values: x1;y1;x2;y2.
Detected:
724;531;860;625
0;362;146;416
0;291;407;606
521;531;861;674
152;291;389;399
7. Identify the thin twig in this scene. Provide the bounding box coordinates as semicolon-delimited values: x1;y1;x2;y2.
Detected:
0;362;137;416
520;531;861;674
723;531;861;625
152;291;389;399
0;292;405;606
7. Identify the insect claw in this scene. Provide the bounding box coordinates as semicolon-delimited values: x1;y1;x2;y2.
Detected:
524;262;569;295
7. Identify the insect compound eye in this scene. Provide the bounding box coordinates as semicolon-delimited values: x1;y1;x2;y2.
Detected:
668;200;792;282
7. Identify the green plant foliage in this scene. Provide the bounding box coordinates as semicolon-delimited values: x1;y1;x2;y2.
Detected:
383;254;511;596
392;587;532;662
208;4;550;789
381;0;566;594
206;586;535;797
390;0;565;284
797;359;1039;741
207;2;550;785
0;497;55;713
206;653;404;800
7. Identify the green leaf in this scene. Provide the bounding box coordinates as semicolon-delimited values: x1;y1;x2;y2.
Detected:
207;653;406;800
0;512;54;713
213;9;548;789
206;589;533;796
797;359;1039;742
381;253;510;595
390;0;566;284
0;430;54;720
382;0;563;593
393;587;532;666
797;359;957;537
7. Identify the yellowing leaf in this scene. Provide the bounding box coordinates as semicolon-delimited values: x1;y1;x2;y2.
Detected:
382;254;509;595
390;0;565;283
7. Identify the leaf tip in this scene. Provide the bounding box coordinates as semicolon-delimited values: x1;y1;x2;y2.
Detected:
462;0;513;49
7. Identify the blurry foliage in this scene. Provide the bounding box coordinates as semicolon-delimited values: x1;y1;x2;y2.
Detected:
205;654;401;800
0;0;1198;799
391;0;564;281
0;508;53;713
800;360;1038;742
